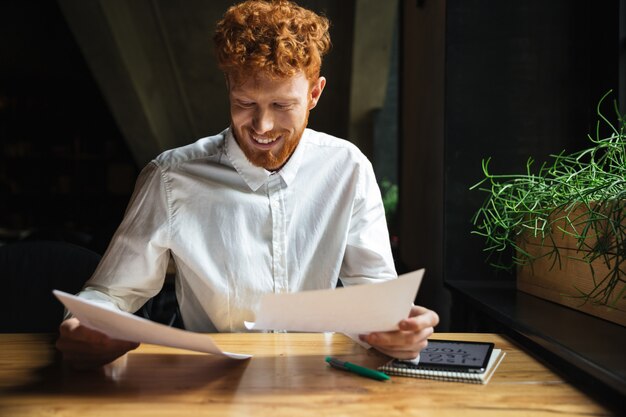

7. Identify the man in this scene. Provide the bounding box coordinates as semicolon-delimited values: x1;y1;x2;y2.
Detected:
57;0;439;369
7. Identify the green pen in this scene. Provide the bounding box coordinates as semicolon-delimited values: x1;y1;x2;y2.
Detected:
325;356;390;381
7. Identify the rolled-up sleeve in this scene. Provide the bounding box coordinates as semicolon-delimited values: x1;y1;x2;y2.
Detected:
339;160;397;286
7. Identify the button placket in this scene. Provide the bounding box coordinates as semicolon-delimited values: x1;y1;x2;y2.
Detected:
268;175;288;294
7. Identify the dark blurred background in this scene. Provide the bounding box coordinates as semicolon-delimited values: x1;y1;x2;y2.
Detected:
0;0;138;254
0;0;623;333
1;0;625;404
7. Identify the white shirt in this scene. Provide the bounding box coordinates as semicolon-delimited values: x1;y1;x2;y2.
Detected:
79;128;396;332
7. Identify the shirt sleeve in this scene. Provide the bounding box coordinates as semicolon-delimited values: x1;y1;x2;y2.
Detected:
77;161;171;313
339;159;397;285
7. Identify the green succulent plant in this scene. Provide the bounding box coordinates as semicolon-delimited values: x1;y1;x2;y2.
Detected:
470;91;626;307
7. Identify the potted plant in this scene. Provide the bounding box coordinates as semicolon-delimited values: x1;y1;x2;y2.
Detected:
470;92;626;326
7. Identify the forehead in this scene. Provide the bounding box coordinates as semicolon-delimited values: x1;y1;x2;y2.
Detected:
228;71;310;99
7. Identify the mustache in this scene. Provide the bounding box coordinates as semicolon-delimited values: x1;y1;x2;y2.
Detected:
246;128;287;139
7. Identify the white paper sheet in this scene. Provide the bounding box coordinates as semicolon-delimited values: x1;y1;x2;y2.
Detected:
53;290;251;359
246;269;424;334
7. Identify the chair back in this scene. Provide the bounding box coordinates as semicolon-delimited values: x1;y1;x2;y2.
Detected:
0;240;101;332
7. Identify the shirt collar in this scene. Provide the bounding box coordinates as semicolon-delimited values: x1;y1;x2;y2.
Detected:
277;128;307;186
225;127;308;192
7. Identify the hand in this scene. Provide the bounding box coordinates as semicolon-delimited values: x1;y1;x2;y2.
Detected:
360;305;439;360
56;318;140;370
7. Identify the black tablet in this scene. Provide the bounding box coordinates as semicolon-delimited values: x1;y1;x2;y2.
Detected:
412;339;495;373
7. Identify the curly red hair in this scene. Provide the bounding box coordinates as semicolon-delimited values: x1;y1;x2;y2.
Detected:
213;0;331;85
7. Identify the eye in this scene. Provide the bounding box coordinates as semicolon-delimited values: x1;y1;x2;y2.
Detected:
236;101;255;109
273;103;292;110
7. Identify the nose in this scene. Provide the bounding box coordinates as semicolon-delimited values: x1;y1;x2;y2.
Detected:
252;107;274;134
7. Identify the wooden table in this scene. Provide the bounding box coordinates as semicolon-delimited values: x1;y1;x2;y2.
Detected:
0;333;617;416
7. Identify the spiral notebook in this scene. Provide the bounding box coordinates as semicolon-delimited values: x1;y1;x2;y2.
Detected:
378;348;506;384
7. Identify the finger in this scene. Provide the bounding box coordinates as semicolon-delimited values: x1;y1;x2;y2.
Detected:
367;327;433;349
408;305;429;317
58;340;139;370
369;335;430;358
58;317;81;336
60;318;138;347
373;339;429;360
56;319;139;370
59;319;110;345
399;309;440;331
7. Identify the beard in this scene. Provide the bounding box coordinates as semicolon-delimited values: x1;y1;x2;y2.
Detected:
233;113;309;171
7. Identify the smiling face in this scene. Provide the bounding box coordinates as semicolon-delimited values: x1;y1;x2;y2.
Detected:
229;71;325;171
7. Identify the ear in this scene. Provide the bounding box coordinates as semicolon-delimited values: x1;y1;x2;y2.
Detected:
308;76;326;110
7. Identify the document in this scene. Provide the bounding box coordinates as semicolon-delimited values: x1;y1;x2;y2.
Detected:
53;290;252;359
54;269;423;357
246;269;424;334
